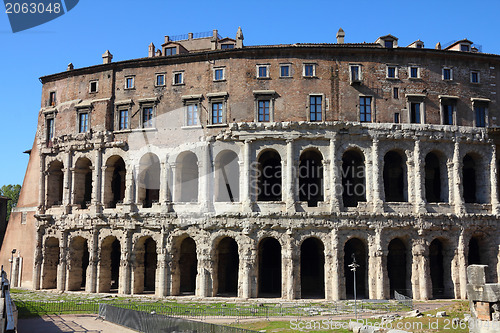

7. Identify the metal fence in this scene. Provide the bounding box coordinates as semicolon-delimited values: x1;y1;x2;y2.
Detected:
99;304;258;333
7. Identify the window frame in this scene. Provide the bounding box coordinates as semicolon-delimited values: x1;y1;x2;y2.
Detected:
140;104;155;129
77;109;90;133
408;66;420;79
308;94;324;122
359;95;373;123
440;96;458;125
393;87;399;99
253;90;276;123
165;47;177;56
48;91;56;106
349;64;362;84
303;63;316;78
46;115;55;142
279;63;291;78
386;65;398;79
256;64;270;79
470;70;480;84
213;67;225;82
472;99;490;128
118;108;130;130
173;71;184;85
125;76;135;89
181;95;203;128
155;73;166;87
207;92;229;126
89;80;98;93
442;67;453;81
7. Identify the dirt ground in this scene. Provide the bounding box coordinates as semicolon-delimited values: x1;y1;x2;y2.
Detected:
18;314;138;333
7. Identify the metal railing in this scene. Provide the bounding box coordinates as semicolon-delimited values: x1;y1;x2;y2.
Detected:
169;31;223;42
1;267;17;333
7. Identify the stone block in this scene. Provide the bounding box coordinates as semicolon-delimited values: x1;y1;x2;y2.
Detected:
468;265;488;285
476;302;491;321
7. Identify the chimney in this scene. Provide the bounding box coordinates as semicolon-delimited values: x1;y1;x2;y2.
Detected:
236;26;244;49
188;32;193;40
211;29;218;50
435;42;441;50
67;63;74;71
148;42;156;57
164;36;170;43
102;50;113;64
156;49;162;57
336;28;345;44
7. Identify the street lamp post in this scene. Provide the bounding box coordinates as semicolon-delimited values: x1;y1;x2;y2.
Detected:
348;253;360;320
9;249;16;284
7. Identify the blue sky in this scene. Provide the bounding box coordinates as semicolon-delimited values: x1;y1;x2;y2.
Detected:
1;0;500;186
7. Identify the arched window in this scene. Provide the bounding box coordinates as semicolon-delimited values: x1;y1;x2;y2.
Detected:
257;150;282;201
383;151;406;202
46;161;64;207
104;156;126;208
214;151;240;202
74;157;92;209
298;150;323;207
342;150;366;207
138;153;160;208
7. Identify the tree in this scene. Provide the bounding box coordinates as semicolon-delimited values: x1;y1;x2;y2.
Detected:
0;184;21;221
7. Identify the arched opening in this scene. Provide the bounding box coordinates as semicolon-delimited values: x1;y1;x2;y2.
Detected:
258;237;281;297
177;152;199;203
46;161;64;207
468;236;484;266
215;151;240;202
179;237;197;295
41;237;59;289
342;150;366;207
74;157;92;209
387;238;407;297
133;237;157;294
104;156;126;208
257;150;282;201
425;152;443;203
216;237;239;296
344;238;367;299
383;151;406;202
98;236;121;293
429;238;454;298
300;237;325;299
463;154;477;203
138;153;160;208
67;236;89;291
298;150;324;207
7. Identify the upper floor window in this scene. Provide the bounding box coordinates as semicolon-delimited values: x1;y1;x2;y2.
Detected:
387;65;398;79
385;40;394;48
186;103;198;126
125;76;134;89
393;87;399;99
460;44;470;52
118;109;129;130
303;64;316;77
173;71;184;85
214;68;225;81
442;68;453;81
258;100;270;122
280;64;291;78
441;99;456;125
257;65;269;79
79;112;89;133
409;102;421;124
350;65;361;83
475;106;486;127
156;74;165;86
221;44;234;49
207;92;228;125
89;80;98;93
359;96;372;122
394;113;400;123
142;106;154;128
165;47;176;56
409;66;420;79
212;102;223;124
470;71;480;83
46;117;54;141
49;91;56;106
309;95;322;122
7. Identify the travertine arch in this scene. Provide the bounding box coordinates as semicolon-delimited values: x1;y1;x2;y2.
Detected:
461;150;490;204
97;234;122;293
66;235;90;291
131;233;159;294
427;235;456;299
214;150;240;202
41;236;60;289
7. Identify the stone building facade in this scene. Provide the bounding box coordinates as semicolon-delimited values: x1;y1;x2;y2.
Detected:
1;28;500;301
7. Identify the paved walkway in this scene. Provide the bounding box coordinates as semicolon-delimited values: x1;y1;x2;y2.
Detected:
18;314;138;333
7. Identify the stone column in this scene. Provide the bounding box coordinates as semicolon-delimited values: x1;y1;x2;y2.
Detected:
238;247;254;299
92;148;103;211
156;229;168;297
63;151;72;209
414;139;426;213
452;141;465;215
328;228;341;300
119;231;132;295
457;229;468;299
124;165;134;204
57;232;68;291
87;230;99;293
170;163;177;203
411;237;430;300
200;140;214;212
490;144;499;214
368;230;386;299
32;228;44;290
283;241;296;300
285;139;296;213
39;154;46;213
329;135;341;212
241;139;253;212
195;250;212;297
100;165;108;207
159;161;169;208
371;137;384;213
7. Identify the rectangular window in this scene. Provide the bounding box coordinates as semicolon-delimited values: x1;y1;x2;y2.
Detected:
359;96;372;122
186;104;198;126
125;76;134;89
46;118;54;141
385;40;394;48
89;80;98;93
442;103;454;125
461;44;470;52
410;102;421;124
173;72;183;85
393;87;399;99
49;91;56;106
212;102;223;124
394;113;400;123
409;66;419;78
142;107;153;128
280;64;290;78
156;74;165;86
309;95;322;122
258;100;270;122
79;112;89;133
387;66;397;78
350;65;361;82
257;65;268;78
165;47;176;56
119;109;129;130
443;68;452;80
214;68;224;81
471;71;480;83
304;64;315;77
475;106;486;127
221;44;234;49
